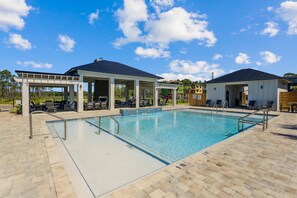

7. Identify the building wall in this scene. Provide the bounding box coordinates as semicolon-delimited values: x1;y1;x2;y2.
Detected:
248;79;279;110
206;83;226;105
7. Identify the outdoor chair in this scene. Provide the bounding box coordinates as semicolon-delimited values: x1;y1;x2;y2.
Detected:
160;98;169;106
205;99;212;107
216;100;222;107
262;101;274;110
248;100;256;110
94;102;101;110
45;102;57;113
84;102;94;110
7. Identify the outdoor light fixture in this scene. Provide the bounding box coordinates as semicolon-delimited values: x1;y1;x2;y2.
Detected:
261;85;263;89
80;84;82;90
214;87;216;90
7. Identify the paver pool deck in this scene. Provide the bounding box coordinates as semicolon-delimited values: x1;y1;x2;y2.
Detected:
0;106;296;197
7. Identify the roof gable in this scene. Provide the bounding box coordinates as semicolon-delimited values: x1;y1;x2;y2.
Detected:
206;68;281;84
65;59;162;79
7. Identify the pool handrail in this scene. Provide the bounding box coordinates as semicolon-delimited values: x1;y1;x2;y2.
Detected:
29;110;67;140
238;107;269;131
111;116;120;134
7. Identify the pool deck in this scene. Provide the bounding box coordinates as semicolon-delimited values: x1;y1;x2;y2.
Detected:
0;106;297;197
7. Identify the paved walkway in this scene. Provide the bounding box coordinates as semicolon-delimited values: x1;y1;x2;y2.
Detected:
0;107;296;197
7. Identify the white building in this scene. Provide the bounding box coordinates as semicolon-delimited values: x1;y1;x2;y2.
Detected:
15;59;178;116
206;68;289;111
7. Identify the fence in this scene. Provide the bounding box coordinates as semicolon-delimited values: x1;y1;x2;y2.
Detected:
189;93;206;106
280;92;297;104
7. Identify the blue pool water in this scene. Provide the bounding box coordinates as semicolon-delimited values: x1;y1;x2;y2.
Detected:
85;109;261;163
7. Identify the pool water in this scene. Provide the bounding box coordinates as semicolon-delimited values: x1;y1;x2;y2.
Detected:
85;109;260;163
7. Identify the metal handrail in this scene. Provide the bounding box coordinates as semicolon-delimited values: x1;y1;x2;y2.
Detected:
222;100;228;111
238;108;269;131
111;116;120;134
211;105;218;115
29;110;67;140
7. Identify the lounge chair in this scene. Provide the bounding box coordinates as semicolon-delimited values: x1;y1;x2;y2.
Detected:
248;100;256;110
216;100;222;107
205;99;212;107
98;96;108;109
160;98;168;106
84;102;94;110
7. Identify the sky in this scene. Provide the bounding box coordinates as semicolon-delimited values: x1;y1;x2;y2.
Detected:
0;0;297;82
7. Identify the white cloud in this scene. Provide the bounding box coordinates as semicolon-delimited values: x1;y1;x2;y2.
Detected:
145;7;217;47
213;54;222;60
256;61;262;66
88;9;99;24
279;1;297;35
7;33;32;50
260;51;281;64
16;61;52;69
114;1;217;58
150;0;174;13
114;0;148;47
135;46;170;58
235;53;251;64
58;34;75;52
267;6;274;12
157;59;225;81
261;22;279;37
0;0;32;31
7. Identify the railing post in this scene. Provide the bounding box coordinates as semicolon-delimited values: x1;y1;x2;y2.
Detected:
266;110;268;129
99;116;101;134
262;110;265;131
63;121;67;140
29;113;33;139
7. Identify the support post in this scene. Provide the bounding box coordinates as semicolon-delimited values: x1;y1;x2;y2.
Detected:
109;77;115;110
135;79;139;108
63;87;68;101
77;83;84;112
153;81;158;107
88;82;92;103
173;89;177;106
69;85;74;109
22;82;30;116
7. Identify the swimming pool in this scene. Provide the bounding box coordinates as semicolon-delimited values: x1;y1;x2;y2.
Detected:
47;109;263;196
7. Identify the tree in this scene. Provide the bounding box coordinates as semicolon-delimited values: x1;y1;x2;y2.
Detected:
0;70;20;106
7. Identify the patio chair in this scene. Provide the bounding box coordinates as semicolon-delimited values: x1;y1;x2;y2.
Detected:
248;100;256;110
160;98;169;106
98;96;108;109
84;102;94;110
205;99;212;107
216;100;222;107
262;101;274;110
45;102;57;113
94;102;101;110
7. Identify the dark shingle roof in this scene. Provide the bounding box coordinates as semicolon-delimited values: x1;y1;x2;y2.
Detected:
65;59;162;79
206;68;281;84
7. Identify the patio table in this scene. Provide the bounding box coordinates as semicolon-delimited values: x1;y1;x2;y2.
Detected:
287;102;297;112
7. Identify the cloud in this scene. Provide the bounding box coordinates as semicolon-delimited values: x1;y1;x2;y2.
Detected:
278;1;297;35
114;0;148;47
235;53;251;64
16;61;52;69
179;48;187;54
58;34;75;52
256;61;262;66
260;51;281;64
157;59;225;81
0;0;32;31
135;46;170;58
261;22;279;37
267;6;274;12
150;0;174;13
213;54;222;60
88;9;99;24
7;33;32;50
114;1;216;58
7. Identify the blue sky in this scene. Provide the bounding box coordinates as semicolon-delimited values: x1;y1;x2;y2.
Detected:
0;0;297;81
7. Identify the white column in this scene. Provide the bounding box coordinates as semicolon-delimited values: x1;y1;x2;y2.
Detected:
135;79;140;108
63;87;68;101
22;82;29;116
153;81;158;107
88;82;92;103
69;85;74;108
77;83;84;112
109;77;115;110
173;89;177;106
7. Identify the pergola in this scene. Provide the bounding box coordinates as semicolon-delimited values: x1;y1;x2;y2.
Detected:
15;59;178;116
